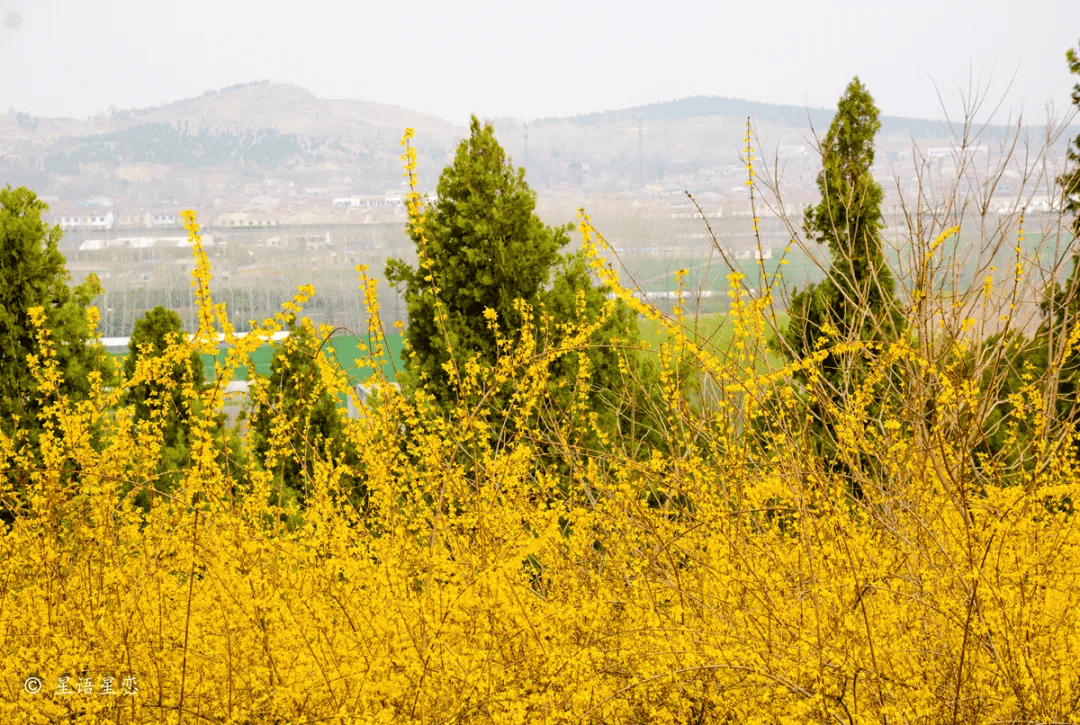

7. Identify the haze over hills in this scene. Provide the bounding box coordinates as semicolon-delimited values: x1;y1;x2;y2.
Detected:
108;81;466;141
537;94;1054;142
5;79;1063;141
5;81;465;139
3;80;1072;340
1;81;470;192
6;80;1071;182
1;79;1074;213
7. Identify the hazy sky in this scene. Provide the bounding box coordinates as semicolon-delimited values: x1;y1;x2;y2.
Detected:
1;0;1078;126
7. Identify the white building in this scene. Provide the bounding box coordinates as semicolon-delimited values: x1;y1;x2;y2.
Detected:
59;212;115;230
87;211;115;229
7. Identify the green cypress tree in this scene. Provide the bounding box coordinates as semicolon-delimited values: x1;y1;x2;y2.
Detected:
386;116;570;407
121;306;206;508
942;42;1080;481
782;77;903;366
771;78;904;485
249;320;361;511
386;116;671;465
0;186;116;523
0;186;113;436
1060;41;1080;238
1027;40;1080;439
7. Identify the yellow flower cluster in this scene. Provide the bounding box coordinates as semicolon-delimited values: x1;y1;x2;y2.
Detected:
399;128;460;389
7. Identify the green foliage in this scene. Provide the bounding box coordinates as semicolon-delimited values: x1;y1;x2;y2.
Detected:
121;306;206;508
928;42;1080;481
783;77;904;366
1059;40;1080;238
1042;40;1080;338
0;185;114;437
1011;40;1080;451
1041;42;1080;335
769;79;903;488
536;246;681;462
386;116;572;406
124;306;205;415
0;185;115;523
963;329;1043;475
249;320;362;510
386;116;677;469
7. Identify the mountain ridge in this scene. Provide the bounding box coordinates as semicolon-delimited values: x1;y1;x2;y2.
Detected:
532;94;1069;141
11;81;1067;140
3;81;1074;200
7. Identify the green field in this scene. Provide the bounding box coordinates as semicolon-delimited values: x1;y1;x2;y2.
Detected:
105;309;796;420
108;333;408;386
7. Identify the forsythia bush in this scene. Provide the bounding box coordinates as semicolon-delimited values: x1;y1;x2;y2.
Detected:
1;135;1079;725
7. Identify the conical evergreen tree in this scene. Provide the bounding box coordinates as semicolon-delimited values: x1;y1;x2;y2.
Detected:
1026;41;1080;440
781;77;903;372
386;117;677;460
0;186;113;436
0;186;115;523
122;306;206;507
770;78;904;490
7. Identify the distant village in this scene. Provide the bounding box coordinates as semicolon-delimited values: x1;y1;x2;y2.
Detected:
35;138;1058;245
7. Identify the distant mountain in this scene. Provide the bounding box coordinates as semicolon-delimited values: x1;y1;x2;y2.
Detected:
532;95;1062;141
107;81;464;141
1;81;470;185
4;83;1074;200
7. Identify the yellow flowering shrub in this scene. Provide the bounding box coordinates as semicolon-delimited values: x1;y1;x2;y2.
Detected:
0;131;1078;725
